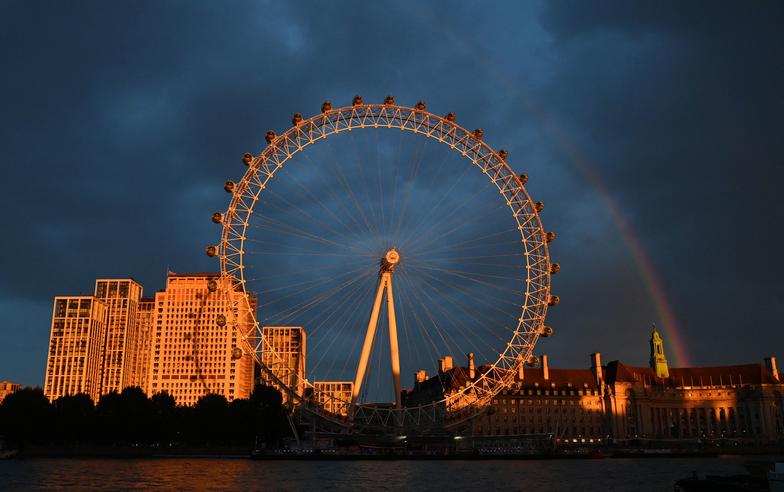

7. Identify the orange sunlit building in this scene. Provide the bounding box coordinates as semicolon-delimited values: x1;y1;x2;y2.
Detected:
147;272;256;405
95;278;144;393
134;297;155;395
312;381;353;417
0;381;21;404
260;326;306;407
44;296;107;401
411;326;784;444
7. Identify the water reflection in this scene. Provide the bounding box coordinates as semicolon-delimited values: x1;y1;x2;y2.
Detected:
0;456;757;491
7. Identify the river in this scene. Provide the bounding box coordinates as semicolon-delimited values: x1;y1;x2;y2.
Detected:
0;455;774;491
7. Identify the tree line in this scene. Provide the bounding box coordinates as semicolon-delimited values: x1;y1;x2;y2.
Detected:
0;385;291;449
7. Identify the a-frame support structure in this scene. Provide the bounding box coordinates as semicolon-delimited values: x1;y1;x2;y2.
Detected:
352;248;402;409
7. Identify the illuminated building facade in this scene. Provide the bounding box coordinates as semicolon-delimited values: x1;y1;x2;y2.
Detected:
603;355;783;442
313;381;353;417
135;297;155;395
95;279;143;394
0;381;21;404
261;326;306;406
470;354;606;439
411;328;784;444
44;296;107;401
148;272;255;405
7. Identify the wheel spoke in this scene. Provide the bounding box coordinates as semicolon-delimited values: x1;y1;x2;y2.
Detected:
214;103;551;429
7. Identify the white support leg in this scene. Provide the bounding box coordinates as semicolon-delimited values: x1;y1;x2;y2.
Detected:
352;274;387;402
386;274;401;409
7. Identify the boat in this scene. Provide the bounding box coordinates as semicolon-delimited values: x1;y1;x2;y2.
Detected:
769;463;784;492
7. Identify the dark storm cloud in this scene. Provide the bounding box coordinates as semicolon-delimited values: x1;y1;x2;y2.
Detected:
1;1;782;385
534;0;784;365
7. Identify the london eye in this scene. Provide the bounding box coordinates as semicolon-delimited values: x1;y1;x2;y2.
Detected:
206;96;558;432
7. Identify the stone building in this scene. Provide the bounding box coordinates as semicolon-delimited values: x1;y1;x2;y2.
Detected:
602;342;783;442
409;326;784;444
463;354;606;440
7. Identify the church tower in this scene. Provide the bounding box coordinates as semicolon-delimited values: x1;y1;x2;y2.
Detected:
649;324;669;378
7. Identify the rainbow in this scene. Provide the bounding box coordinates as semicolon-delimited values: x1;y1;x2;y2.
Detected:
550;130;690;367
384;17;691;364
468;60;692;365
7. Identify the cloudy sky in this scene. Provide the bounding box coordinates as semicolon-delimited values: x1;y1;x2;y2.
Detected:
1;1;782;388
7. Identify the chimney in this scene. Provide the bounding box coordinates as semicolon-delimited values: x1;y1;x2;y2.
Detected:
439;355;453;374
518;358;525;380
590;352;603;387
467;352;475;379
765;357;779;382
542;354;549;380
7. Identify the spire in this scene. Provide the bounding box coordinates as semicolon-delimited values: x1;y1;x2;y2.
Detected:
649;323;669;378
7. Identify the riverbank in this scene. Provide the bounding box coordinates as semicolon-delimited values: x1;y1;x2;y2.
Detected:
12;444;252;459
8;443;783;460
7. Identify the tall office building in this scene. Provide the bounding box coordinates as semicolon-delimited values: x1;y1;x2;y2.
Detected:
148;272;256;405
260;326;306;406
44;296;107;401
135;297;155;395
313;381;353;417
95;279;144;393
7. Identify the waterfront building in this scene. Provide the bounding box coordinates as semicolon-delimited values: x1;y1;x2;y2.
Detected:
470;354;606;439
44;296;107;401
148;272;256;405
602;352;783;442
0;381;21;403
135;297;155;395
260;326;306;406
313;381;353;417
94;279;144;394
409;326;784;444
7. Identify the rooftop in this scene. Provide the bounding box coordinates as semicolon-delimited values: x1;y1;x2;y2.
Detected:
167;271;221;278
605;361;779;387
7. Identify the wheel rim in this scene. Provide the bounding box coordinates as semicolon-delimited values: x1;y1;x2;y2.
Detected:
214;102;553;431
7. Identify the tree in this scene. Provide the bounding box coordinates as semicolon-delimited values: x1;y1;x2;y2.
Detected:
192;393;229;445
250;385;290;445
117;386;153;444
227;398;255;445
150;391;178;445
0;387;54;446
95;391;123;444
52;393;94;443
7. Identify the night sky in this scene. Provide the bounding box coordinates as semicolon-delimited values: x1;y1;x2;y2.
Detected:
1;1;782;389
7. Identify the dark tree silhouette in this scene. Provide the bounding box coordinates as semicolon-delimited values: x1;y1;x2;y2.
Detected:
193;393;229;445
53;393;94;443
95;391;123;444
250;385;290;445
0;387;54;446
150;391;178;444
228;398;255;445
1;385;291;450
117;386;154;444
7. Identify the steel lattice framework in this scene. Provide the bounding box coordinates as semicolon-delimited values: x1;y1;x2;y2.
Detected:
211;100;554;432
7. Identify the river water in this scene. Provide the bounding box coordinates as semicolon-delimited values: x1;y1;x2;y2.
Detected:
0;456;774;491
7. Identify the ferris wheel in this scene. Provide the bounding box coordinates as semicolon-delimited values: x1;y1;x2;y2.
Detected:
206;96;559;431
